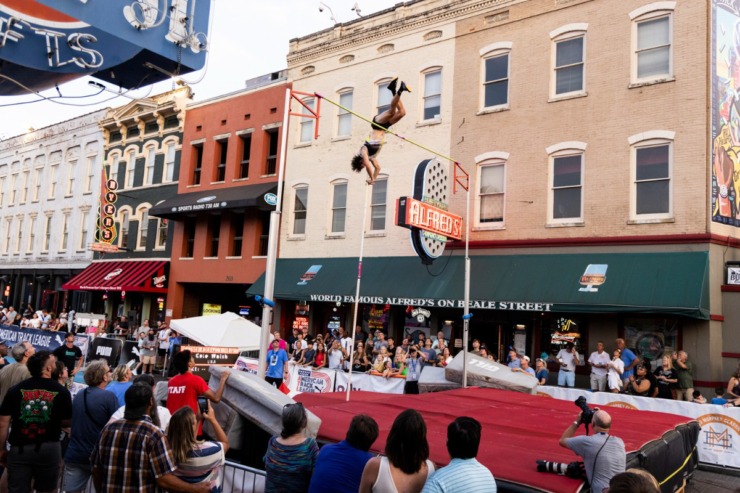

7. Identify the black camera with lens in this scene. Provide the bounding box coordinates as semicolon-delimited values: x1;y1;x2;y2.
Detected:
575;396;594;428
536;460;586;479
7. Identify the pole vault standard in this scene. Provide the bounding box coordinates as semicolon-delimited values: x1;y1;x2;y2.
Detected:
315;92;473;391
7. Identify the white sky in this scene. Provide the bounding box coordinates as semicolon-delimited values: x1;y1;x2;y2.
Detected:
0;0;401;138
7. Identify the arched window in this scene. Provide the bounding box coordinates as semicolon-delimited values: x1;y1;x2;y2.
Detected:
546;142;587;225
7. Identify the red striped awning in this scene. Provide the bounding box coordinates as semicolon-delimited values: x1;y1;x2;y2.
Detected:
62;260;168;293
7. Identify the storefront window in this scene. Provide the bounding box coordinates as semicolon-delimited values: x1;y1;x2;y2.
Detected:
623;318;678;368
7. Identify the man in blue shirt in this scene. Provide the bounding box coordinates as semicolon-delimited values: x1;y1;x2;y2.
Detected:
616;338;637;387
265;339;289;388
308;414;379;493
422;416;497;493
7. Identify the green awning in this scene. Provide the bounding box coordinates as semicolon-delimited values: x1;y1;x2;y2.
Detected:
247;252;710;319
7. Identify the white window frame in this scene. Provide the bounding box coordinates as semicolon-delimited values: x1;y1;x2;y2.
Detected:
14;217;23;255
155;218;168;250
42;215;51;252
629;2;675;86
26;216;35;254
479;42;512;112
118;208;132;249
9;174;16;205
144;146;156;185
329;179;348;235
78;211;89;251
376;78;394;115
125;149;137;189
85;154;95;193
474;152;508;229
20;171;28;204
628;130;674;222
336;89;353;138
59;213;68;252
546;142;587;226
421;67;442;122
3;218;12;255
369;176;388;232
291;185;309;237
32;168;41;202
299;98;315;144
65;159;76;197
109;152;121;183
163;141;176;183
549;24;588;100
136;205;151;250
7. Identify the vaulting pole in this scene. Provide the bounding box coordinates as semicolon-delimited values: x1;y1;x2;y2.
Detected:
258;87;291;379
346;183;372;402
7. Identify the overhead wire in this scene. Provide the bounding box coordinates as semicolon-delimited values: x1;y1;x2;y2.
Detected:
0;72;154;108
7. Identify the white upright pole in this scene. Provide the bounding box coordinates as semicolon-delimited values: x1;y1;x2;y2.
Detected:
346;183;372;402
462;185;471;388
258;87;292;379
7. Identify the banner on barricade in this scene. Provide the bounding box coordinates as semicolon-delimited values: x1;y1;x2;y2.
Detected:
0;324;81;353
537;386;740;470
119;341;140;368
74;335;90;359
88;337;123;367
287;365;336;394
334;371;405;394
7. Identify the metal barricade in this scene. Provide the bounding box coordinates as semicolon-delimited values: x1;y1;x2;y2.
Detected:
221;460;267;493
82;460;266;493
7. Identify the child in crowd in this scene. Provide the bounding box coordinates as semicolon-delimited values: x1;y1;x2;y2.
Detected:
692;390;707;404
710;387;728;405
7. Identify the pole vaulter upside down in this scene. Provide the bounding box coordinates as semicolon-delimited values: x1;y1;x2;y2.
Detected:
350;78;411;184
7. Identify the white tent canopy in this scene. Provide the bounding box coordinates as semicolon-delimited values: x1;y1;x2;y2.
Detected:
170;312;268;350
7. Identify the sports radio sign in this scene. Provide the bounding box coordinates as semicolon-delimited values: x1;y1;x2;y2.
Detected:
0;0;211;94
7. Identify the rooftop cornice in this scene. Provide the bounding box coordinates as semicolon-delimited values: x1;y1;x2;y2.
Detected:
287;0;517;67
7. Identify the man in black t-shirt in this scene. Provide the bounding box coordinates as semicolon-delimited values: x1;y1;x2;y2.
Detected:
0;350;72;492
53;333;83;378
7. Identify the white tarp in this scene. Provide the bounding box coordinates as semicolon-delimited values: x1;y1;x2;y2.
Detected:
445;351;539;394
170;312;266;350
208;366;321;439
538;385;740;470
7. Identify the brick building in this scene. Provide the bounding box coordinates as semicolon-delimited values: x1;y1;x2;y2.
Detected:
151;75;287;320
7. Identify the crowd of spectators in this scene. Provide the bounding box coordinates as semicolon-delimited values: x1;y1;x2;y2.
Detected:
0;303;74;332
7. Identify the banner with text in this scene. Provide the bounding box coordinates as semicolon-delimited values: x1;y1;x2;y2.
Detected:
538;386;740;470
287;365;336;394
334;371;405;394
181;345;240;382
0;324;90;357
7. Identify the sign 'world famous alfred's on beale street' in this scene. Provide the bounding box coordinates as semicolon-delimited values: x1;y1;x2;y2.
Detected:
0;0;211;94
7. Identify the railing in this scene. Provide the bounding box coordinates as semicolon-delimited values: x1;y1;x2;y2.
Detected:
221;460;267;493
83;460;266;493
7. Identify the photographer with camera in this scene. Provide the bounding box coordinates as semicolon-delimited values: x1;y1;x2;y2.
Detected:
558;406;625;493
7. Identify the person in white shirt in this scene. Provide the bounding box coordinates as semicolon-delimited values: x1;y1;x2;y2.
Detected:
327;339;347;370
556;343;579;387
608;349;625;393
588;341;612;392
156;325;172;370
339;326;353;370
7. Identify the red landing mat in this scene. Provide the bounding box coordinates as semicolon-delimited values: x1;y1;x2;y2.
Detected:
296;388;694;493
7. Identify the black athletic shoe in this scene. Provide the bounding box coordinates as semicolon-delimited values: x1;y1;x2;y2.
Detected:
387;77;398;95
398;81;412;94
